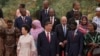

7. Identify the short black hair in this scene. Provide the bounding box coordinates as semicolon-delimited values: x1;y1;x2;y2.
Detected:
22;24;30;33
70;21;77;26
7;20;13;23
0;8;3;18
89;22;97;30
44;21;52;26
20;4;25;8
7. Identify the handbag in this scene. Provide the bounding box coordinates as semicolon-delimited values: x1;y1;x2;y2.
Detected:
93;47;100;55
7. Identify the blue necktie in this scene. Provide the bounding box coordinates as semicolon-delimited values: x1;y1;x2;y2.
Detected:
63;26;66;37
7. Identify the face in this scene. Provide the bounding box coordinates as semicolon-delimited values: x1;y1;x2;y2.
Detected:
61;17;67;25
70;24;77;30
49;10;55;16
20;10;26;16
32;24;36;29
45;24;52;32
7;22;13;28
43;2;49;9
87;23;94;31
96;11;100;16
21;27;28;35
74;3;80;10
81;18;87;25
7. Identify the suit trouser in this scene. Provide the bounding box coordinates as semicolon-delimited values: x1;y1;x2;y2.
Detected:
59;45;66;56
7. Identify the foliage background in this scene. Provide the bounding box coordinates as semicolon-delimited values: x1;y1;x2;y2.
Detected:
0;0;99;20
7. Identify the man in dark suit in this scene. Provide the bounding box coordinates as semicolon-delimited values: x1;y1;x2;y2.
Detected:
39;0;50;26
14;9;32;30
44;8;60;31
66;1;82;22
66;21;84;56
0;8;3;19
37;21;59;56
55;16;68;56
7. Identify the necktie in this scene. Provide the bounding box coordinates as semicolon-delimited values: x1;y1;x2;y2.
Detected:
45;9;48;14
22;17;25;23
63;26;66;37
47;32;50;42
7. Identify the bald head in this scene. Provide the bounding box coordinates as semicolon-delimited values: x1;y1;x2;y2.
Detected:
48;8;55;16
61;16;67;25
43;0;49;9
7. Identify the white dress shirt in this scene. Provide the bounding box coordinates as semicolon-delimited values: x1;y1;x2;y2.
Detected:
93;16;100;33
50;16;55;25
45;7;49;14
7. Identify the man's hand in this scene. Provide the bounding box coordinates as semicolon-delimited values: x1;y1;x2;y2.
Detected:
78;54;81;56
56;54;59;56
63;40;67;44
59;42;64;47
66;52;68;56
89;43;98;47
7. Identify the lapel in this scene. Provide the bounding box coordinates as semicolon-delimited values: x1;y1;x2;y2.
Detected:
73;30;78;40
21;16;27;23
49;16;57;24
60;24;64;36
50;32;53;43
43;31;52;43
43;31;48;43
61;24;68;37
54;17;57;25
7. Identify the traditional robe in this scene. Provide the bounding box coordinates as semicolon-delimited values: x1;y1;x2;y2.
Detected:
4;27;20;56
84;32;100;55
0;27;5;56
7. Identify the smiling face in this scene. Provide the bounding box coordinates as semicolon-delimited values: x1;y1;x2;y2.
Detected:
87;23;95;32
21;27;28;35
81;17;88;25
61;16;67;25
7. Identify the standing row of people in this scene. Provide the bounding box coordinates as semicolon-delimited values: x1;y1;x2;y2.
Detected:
0;0;100;56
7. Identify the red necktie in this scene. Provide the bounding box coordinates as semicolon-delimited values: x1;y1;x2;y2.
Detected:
47;32;50;42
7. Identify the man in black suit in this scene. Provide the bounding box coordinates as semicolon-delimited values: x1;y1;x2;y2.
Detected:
14;9;32;30
0;8;3;19
39;0;50;26
55;16;68;56
37;21;59;56
66;1;82;22
44;8;60;31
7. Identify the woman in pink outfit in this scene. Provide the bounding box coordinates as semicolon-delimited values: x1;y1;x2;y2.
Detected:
30;20;44;45
78;16;88;34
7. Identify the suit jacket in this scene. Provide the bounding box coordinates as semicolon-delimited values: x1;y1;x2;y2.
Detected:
37;31;59;56
66;30;84;55
39;9;49;26
55;24;69;43
14;16;32;30
66;10;82;21
0;9;3;18
44;16;60;31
